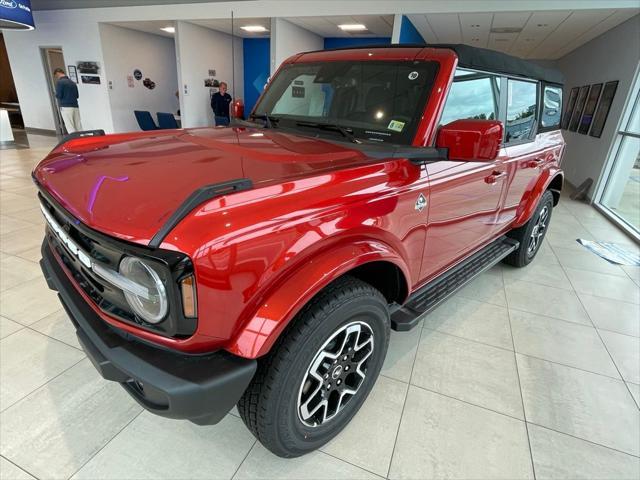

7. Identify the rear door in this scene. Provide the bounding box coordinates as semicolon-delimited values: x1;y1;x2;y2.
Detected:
500;79;556;223
420;69;509;281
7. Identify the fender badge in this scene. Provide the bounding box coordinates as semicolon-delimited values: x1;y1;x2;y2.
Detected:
415;193;427;212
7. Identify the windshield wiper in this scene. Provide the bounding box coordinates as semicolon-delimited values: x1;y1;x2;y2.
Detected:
295;121;360;144
249;113;280;129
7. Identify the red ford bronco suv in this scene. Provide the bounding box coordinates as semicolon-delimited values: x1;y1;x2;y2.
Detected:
36;44;564;457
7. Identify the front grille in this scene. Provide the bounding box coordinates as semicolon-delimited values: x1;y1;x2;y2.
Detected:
41;194;142;326
39;191;197;338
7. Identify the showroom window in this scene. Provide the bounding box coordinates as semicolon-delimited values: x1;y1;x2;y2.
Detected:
596;72;640;237
439;69;499;125
505;79;538;142
540;84;563;130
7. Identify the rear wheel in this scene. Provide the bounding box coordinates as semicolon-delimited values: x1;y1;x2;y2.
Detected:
237;276;390;457
504;190;554;267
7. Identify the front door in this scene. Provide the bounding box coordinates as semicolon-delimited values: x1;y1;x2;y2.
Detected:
419;68;508;281
420;152;508;281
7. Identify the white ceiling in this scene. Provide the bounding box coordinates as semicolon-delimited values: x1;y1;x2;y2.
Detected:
190;17;271;37
110;20;177;38
286;15;394;38
408;8;639;59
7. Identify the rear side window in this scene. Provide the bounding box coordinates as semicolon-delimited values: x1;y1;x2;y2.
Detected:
506;79;538;142
440;69;500;125
541;84;562;130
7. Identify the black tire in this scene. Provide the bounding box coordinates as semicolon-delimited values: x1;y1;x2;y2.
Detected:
237;276;390;457
504;190;554;267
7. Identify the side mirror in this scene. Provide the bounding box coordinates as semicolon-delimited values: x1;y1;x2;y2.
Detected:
436;119;503;161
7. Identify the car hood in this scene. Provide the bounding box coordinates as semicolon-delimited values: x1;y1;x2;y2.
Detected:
34;127;373;245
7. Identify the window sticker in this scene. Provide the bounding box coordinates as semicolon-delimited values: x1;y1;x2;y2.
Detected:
408;71;419;80
388;120;405;132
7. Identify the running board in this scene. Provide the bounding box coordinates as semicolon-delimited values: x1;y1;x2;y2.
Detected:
391;236;519;332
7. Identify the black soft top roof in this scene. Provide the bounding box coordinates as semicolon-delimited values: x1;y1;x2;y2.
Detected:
432;44;563;84
314;43;564;85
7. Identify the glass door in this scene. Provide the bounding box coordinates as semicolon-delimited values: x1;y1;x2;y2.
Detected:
597;72;640;239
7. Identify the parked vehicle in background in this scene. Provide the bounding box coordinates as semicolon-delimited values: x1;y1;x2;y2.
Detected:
35;44;564;457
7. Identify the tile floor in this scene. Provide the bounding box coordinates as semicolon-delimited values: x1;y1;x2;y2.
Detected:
0;134;639;480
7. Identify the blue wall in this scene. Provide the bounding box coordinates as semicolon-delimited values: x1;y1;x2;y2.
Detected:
398;16;425;44
323;37;391;49
243;38;270;118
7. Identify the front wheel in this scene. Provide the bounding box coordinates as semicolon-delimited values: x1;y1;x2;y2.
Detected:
237;276;390;457
504;190;554;267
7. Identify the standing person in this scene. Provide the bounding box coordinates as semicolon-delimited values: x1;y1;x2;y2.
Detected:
211;81;232;126
53;68;83;133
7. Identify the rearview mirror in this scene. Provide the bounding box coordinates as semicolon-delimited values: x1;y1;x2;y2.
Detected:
436;120;503;161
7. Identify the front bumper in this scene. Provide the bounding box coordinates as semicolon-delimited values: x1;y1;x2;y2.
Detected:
40;240;256;425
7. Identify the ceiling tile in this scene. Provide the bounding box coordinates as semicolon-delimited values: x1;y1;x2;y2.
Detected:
406;14;438;43
551;9;639;59
531;9;614;59
426;13;462;43
492;12;532;29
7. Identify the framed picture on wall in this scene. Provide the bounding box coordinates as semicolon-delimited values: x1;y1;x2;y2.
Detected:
589;80;619;138
67;65;78;83
561;87;579;130
577;83;603;134
568;85;590;132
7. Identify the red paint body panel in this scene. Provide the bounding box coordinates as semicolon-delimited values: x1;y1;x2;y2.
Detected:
34;47;565;357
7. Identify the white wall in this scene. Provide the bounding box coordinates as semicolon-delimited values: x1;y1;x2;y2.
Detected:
556;14;640;196
3;19;114;133
175;21;243;128
270;18;323;74
100;24;179;133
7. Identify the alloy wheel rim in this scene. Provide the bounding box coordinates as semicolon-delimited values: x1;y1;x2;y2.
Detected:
297;321;374;428
527;205;549;255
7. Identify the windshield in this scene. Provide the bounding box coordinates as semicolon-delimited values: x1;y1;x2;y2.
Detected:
253;60;439;145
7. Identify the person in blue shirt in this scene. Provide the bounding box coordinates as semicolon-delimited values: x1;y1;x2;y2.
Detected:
210;82;232;126
54;68;83;133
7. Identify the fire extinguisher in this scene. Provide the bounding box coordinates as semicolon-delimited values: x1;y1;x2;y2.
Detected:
232;99;244;120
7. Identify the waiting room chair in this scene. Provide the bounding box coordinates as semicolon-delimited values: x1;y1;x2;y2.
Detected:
157;112;179;129
134;110;158;131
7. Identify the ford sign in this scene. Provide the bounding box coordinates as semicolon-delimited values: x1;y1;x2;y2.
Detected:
0;0;34;30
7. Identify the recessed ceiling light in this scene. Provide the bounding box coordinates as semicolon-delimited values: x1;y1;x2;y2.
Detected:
160;26;175;33
241;25;268;33
338;24;367;31
490;27;522;34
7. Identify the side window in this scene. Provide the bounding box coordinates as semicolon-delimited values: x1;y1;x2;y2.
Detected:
440;69;499;125
541;84;562;130
506;79;538;142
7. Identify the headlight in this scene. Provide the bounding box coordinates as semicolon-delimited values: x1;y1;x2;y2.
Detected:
119;256;168;324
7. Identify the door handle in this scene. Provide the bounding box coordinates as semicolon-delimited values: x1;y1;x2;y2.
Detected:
484;171;507;184
527;158;545;168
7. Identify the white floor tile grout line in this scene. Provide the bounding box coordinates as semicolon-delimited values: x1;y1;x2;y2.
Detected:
0;356;86;414
320;450;388;480
503;264;537;479
1;454;41;480
66;409;145;480
0;321;86;353
420;325;627;382
229;439;257;480
382;374;640;460
384;319;424;479
547;211;640;411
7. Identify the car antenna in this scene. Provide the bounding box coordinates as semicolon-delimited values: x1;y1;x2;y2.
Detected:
231;10;235;104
